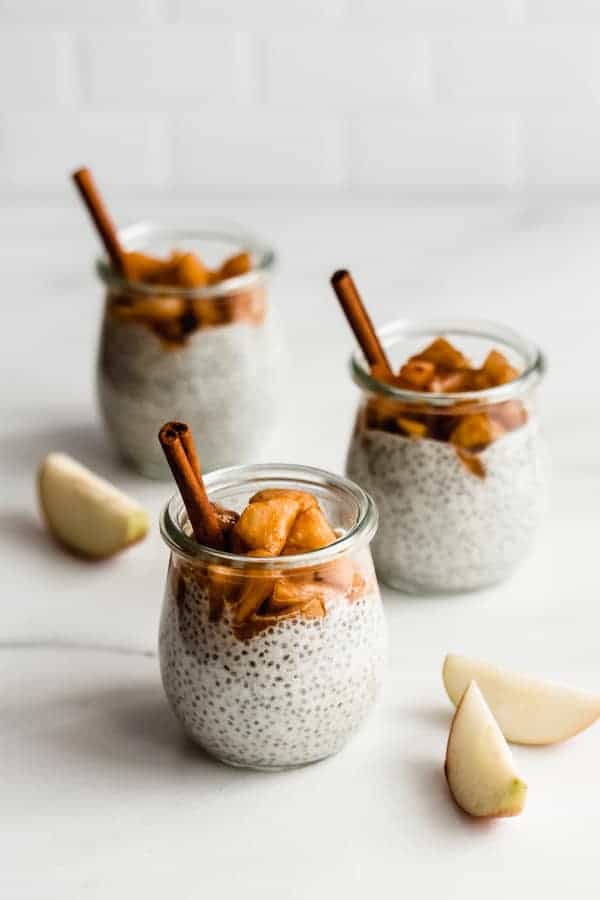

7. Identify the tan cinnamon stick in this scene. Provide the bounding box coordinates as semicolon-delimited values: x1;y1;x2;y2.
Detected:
158;422;224;549
72;167;129;277
330;269;393;378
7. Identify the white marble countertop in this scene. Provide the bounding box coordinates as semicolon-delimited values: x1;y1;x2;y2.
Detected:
2;196;599;899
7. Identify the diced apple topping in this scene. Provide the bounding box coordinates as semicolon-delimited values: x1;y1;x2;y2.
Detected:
450;413;504;451
109;246;265;344
491;400;528;431
123;248;252;290
203;489;367;637
233;577;275;625
250;488;318;513
219;251;252;280
428;369;470;393
316;557;355;592
364;335;526;475
232;497;300;555
396;417;428;439
171;251;209;289
126;251;166;284
270;579;326;613
397;359;435;389
282;507;337;554
113;296;185;324
480;349;519;386
411;336;470;371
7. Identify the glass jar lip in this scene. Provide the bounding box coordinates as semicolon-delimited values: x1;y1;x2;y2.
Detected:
96;220;276;299
159;463;378;569
350;317;547;406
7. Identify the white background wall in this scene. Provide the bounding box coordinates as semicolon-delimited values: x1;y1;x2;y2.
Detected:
3;0;600;199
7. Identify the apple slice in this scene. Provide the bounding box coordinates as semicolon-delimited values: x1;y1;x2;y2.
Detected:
38;453;149;558
445;680;527;818
443;654;600;746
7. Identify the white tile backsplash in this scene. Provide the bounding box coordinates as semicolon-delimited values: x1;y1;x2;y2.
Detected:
0;29;74;108
174;112;345;186
350;113;518;189
175;0;347;23
1;4;600;195
349;0;524;26
83;28;255;107
434;30;600;107
266;30;431;107
522;112;600;187
0;0;165;24
2;113;168;187
524;0;600;24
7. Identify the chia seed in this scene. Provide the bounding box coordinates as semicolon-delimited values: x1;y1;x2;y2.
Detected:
346;421;548;593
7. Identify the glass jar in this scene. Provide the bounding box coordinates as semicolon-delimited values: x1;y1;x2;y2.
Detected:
345;318;548;594
96;222;281;479
159;463;386;770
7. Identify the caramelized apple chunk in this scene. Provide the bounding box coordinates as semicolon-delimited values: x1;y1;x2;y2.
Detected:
233;578;274;624
481;349;519;386
428;369;471;393
396;417;428;439
491;400;528;431
192;487;371;637
455;448;486;479
232;497;300;555
450;413;504;450
316;557;354;592
270;578;326;612
220;251;253;280
235;598;324;639
170;251;209;288
410;337;470;371
250;488;318;513
206;563;240;621
229;549;275;624
131;296;186;323
111;246;258;343
124;251;166;284
283;507;337;555
365;395;403;430
362;335;526;465
397;359;435;389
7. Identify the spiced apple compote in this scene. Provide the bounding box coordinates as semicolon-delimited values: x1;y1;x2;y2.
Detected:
346;323;548;594
159;464;386;770
97;224;281;478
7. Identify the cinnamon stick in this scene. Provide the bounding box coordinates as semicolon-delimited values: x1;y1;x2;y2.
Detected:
330;269;393;378
170;422;203;486
158;422;223;549
72;167;129;277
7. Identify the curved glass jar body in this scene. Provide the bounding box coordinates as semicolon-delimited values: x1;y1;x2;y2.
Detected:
159;464;386;770
345;319;548;594
96;223;282;479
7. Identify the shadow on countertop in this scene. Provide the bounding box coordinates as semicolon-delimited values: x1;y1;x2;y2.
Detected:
0;419;116;474
34;679;268;785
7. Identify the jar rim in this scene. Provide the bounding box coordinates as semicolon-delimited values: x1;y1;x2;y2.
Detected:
96;220;276;299
350;317;547;406
159;463;378;568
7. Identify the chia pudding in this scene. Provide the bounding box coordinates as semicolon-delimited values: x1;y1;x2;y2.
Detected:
158;464;386;770
96;224;281;479
344;322;548;594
